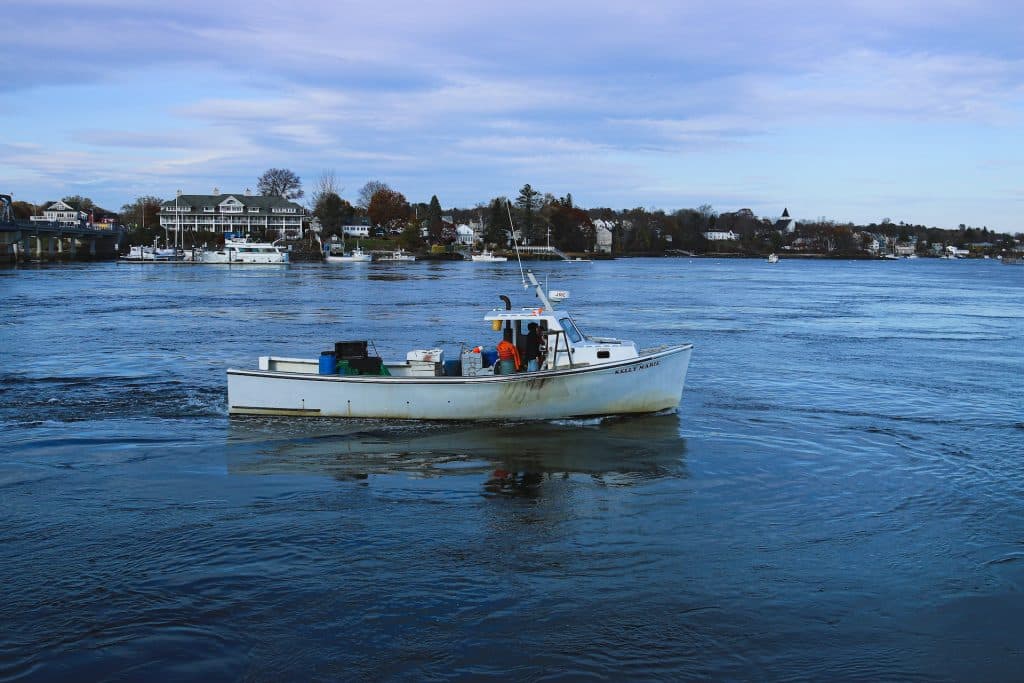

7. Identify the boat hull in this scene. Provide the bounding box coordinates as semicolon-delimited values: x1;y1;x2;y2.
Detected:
228;345;692;420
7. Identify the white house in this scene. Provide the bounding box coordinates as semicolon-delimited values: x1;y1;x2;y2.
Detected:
593;219;614;254
703;230;739;241
342;225;370;238
160;190;306;239
455;224;477;246
31;200;87;227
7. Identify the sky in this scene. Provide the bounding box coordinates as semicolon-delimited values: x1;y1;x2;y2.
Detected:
2;0;1023;230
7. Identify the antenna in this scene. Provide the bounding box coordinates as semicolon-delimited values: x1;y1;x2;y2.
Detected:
506;200;526;287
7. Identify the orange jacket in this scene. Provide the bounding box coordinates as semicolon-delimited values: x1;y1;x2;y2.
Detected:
497;340;521;369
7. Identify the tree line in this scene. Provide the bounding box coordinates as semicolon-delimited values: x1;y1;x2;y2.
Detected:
16;167;1023;256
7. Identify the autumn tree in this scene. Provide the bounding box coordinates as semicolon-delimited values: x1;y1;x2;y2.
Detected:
358;180;389;210
11;200;36;220
61;195;96;211
257;168;304;199
367;187;410;231
548;196;595;252
120;195;164;229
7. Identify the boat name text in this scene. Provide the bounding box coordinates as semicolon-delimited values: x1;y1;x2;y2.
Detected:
615;360;660;374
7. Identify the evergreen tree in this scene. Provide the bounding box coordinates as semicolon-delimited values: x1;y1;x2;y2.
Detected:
485;197;510;246
427;195;443;244
516;184;540;243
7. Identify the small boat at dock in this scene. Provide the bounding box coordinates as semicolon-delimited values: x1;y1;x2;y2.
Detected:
325;243;372;263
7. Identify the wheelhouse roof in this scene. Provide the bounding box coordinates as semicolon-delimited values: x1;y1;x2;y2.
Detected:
483;308;567;322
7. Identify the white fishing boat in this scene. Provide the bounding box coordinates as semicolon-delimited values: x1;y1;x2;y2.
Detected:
471;250;508;262
325;242;372;263
767;253;779;264
120;245;179;262
376;248;416;262
227;272;693;420
199;237;289;264
548;289;569;302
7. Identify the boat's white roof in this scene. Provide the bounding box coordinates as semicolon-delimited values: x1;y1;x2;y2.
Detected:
484;308;566;322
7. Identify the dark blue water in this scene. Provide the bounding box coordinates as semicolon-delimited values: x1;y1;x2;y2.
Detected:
2;258;1022;681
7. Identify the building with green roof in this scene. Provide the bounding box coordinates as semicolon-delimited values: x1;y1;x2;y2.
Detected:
159;189;306;239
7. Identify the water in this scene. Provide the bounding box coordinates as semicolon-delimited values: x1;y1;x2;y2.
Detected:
1;258;1022;681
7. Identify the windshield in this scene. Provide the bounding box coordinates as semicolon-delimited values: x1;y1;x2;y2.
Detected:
559;317;582;343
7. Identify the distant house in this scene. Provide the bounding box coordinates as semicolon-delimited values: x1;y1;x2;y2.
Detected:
342;225;370;238
160;190;306;239
593;219;614;253
703;230;739;241
31;200;87;227
454;224;476;245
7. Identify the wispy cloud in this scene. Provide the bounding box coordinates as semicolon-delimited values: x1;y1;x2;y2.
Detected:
2;0;1023;228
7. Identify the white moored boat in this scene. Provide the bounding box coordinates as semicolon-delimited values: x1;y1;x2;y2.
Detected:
376;248;416;262
227;272;693;420
471;250;508;262
121;245;180;262
325;242;372;263
199;237;289;264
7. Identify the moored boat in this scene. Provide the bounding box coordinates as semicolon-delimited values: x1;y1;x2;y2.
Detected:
199;237;289;264
470;249;508;262
376;248;416;262
227;272;693;420
767;253;779;263
325;243;372;263
120;245;180;262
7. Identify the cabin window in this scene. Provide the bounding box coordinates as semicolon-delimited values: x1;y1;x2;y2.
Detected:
597;350;610;359
559;317;582;343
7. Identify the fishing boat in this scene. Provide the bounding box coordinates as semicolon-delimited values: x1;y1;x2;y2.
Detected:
199;237;289;264
227;272;693;420
767;253;779;264
376;248;416;262
471;249;508;262
325;241;372;263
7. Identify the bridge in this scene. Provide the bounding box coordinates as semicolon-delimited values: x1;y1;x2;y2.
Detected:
1;195;124;263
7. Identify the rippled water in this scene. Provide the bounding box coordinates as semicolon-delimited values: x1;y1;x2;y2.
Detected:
1;258;1022;681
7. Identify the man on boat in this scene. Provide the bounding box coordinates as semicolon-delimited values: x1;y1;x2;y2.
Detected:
524;322;543;372
496;331;521;375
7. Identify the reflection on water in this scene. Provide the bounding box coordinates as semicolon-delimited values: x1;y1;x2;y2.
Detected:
226;413;687;492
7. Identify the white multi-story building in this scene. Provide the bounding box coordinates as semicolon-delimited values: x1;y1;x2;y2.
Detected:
593;219;614;253
159;191;306;239
31;200;87;227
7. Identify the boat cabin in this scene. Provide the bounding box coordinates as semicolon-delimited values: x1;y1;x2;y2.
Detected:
482;307;638;370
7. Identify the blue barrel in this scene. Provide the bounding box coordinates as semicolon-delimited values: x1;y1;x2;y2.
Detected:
319;351;336;375
481;350;498;368
443;359;462;376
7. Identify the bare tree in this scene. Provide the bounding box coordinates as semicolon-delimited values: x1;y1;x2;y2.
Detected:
257;168;304;200
310;169;341;208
